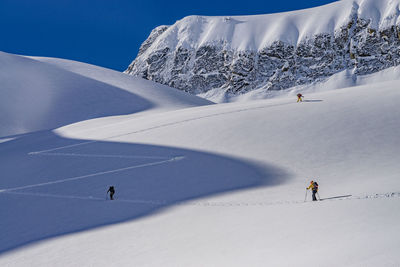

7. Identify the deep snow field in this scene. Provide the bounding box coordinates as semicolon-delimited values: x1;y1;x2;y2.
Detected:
0;51;400;266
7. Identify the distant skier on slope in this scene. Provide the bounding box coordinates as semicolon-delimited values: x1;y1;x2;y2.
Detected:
107;186;115;200
297;93;304;102
306;180;319;201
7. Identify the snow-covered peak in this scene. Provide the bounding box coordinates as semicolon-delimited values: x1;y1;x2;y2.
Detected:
144;0;400;53
126;0;400;102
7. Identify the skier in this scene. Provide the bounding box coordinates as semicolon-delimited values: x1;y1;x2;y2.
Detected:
306;180;319;201
297;93;304;102
107;186;115;200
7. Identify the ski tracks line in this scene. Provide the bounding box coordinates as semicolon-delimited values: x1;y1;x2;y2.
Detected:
0;101;297;197
5;100;291;193
1;191;399;207
0;132;185;193
29;100;295;154
0;156;184;193
29;152;172;160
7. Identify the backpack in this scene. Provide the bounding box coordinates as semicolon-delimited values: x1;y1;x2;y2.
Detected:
313;182;318;190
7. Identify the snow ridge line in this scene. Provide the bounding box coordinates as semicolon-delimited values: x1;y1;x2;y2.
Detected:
0;156;184;192
1;191;399;206
29;100;294;154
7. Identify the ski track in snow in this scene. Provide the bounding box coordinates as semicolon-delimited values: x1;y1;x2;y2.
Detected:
1;190;399;207
0;156;183;192
0;100;294;193
30;99;295;154
0;145;184;193
30;152;172;160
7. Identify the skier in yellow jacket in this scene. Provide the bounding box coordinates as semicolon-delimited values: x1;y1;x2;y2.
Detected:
297;93;304;102
306;180;319;201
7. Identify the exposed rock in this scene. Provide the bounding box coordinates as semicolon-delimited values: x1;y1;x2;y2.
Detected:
125;14;400;97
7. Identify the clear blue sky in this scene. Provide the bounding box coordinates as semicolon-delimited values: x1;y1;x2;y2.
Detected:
0;0;338;71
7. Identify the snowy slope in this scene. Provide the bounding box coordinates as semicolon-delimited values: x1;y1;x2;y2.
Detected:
55;79;400;199
203;65;400;102
0;51;212;137
1;64;399;267
31;56;214;110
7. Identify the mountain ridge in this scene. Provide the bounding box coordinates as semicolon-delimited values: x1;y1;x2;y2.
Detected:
125;0;400;101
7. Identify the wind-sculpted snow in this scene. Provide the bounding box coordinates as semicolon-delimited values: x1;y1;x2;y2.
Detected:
126;0;400;101
0;52;212;137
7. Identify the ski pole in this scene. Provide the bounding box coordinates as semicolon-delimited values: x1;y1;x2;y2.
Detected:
304;189;308;202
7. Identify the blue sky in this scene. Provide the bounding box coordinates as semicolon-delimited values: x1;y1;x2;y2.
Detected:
0;0;338;71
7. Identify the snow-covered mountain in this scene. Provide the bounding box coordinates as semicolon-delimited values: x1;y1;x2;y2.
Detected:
125;0;400;102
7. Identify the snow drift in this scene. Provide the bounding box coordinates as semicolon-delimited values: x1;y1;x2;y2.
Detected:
0;51;212;137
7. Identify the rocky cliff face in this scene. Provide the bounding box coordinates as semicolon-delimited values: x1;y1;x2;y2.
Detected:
125;2;400;98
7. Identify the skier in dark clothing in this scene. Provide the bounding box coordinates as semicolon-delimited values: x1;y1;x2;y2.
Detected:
107;186;115;200
306;180;319;201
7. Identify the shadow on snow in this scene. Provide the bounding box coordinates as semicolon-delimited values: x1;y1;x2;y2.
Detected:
0;130;289;254
303;99;323;103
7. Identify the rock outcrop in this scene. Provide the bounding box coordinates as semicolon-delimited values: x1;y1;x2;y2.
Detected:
125;1;400;98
